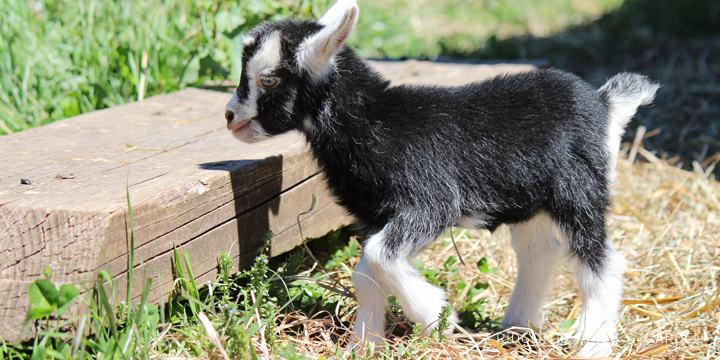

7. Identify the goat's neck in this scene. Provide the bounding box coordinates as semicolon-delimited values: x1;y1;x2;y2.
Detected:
307;51;390;150
302;53;397;226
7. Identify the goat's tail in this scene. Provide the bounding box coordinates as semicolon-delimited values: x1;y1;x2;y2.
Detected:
600;73;659;129
599;73;660;184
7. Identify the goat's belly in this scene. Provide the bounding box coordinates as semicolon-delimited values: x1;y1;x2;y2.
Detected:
456;202;547;232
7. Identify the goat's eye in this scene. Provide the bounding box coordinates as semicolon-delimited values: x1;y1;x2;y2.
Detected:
260;77;279;89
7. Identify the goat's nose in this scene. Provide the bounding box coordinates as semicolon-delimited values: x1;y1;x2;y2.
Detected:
225;110;235;123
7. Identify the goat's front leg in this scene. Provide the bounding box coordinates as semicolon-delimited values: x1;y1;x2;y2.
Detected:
351;254;390;347
358;225;457;338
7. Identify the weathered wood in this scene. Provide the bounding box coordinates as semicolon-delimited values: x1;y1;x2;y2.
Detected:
0;60;537;341
369;60;540;86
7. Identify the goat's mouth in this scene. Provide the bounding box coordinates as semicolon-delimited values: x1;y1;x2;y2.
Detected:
227;118;253;132
227;118;258;142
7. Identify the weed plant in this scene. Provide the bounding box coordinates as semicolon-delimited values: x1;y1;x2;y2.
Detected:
1;221;496;359
3;233;300;358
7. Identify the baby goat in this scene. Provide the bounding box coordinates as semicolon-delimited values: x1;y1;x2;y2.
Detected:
225;0;659;357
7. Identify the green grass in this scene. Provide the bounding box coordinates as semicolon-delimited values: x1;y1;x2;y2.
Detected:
2;216;493;359
0;0;327;134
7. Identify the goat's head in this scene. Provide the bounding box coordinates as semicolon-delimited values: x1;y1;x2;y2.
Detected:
225;0;359;143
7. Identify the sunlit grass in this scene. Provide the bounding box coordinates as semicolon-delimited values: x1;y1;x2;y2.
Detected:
350;0;624;58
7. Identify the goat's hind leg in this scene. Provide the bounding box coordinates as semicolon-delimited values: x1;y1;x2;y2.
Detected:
571;244;626;358
502;212;563;330
562;207;626;358
361;224;458;337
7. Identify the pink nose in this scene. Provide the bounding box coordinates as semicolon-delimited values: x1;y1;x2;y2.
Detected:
225;110;234;123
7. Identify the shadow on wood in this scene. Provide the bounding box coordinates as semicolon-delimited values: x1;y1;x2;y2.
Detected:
198;157;283;273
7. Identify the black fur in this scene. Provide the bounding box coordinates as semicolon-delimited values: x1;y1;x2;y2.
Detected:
236;19;619;273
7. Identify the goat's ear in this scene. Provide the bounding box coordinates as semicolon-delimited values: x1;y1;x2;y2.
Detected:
297;0;358;80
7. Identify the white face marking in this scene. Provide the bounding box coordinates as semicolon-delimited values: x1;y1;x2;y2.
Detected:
231;122;270;144
225;31;282;143
246;30;282;80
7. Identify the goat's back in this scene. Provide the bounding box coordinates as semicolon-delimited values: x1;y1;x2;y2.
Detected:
317;69;612;230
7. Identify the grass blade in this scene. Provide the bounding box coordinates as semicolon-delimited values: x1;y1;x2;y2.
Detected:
126;173;135;306
95;272;127;360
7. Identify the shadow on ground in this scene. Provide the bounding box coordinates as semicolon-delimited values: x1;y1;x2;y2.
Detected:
440;0;720;172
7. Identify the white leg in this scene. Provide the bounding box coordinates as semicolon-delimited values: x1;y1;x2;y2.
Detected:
572;247;626;358
362;229;457;336
351;254;389;346
502;212;563;330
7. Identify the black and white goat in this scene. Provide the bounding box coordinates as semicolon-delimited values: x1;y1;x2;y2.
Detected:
225;0;659;357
